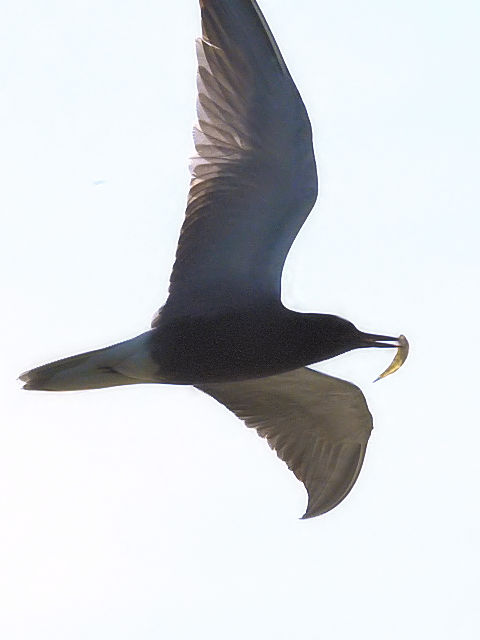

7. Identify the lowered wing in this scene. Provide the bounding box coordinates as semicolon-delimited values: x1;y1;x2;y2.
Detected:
196;367;373;518
158;0;318;322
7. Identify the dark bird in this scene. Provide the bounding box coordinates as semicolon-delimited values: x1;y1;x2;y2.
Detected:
20;0;408;518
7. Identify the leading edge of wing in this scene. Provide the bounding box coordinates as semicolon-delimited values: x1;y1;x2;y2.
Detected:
160;1;318;321
196;367;373;518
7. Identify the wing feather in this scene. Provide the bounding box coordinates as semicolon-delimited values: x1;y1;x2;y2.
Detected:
196;367;373;518
158;0;318;322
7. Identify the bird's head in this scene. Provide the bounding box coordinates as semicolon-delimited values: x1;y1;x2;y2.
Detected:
312;314;402;357
315;315;408;379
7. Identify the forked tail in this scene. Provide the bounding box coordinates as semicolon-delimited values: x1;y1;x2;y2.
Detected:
20;332;158;391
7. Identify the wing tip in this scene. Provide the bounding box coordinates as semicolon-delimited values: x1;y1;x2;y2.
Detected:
300;503;335;520
299;442;369;519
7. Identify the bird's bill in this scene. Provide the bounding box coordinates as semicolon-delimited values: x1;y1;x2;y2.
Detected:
359;332;401;348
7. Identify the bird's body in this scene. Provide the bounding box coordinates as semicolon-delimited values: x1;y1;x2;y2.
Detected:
150;308;370;384
20;0;407;518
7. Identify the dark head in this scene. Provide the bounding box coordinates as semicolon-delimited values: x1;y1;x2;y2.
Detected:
306;314;400;362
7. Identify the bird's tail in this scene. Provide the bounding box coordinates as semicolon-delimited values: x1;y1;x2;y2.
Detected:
20;332;158;391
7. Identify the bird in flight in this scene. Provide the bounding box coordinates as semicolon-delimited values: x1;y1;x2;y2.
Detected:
20;0;408;518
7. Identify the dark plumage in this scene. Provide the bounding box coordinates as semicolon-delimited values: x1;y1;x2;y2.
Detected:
150;308;398;384
20;0;406;518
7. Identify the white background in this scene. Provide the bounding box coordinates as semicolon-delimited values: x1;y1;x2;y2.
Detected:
2;1;479;638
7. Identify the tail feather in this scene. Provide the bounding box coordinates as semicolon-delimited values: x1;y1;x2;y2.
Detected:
20;332;159;391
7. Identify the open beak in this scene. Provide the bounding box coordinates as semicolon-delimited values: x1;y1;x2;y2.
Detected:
359;332;401;348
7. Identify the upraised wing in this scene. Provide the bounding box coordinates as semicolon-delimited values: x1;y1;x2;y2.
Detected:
159;0;318;322
196;367;373;518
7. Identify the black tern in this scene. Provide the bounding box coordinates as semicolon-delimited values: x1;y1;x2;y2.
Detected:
20;0;408;518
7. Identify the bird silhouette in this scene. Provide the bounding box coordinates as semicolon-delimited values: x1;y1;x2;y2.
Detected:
20;0;408;518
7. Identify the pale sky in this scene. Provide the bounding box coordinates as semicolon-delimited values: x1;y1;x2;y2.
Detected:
2;1;480;638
